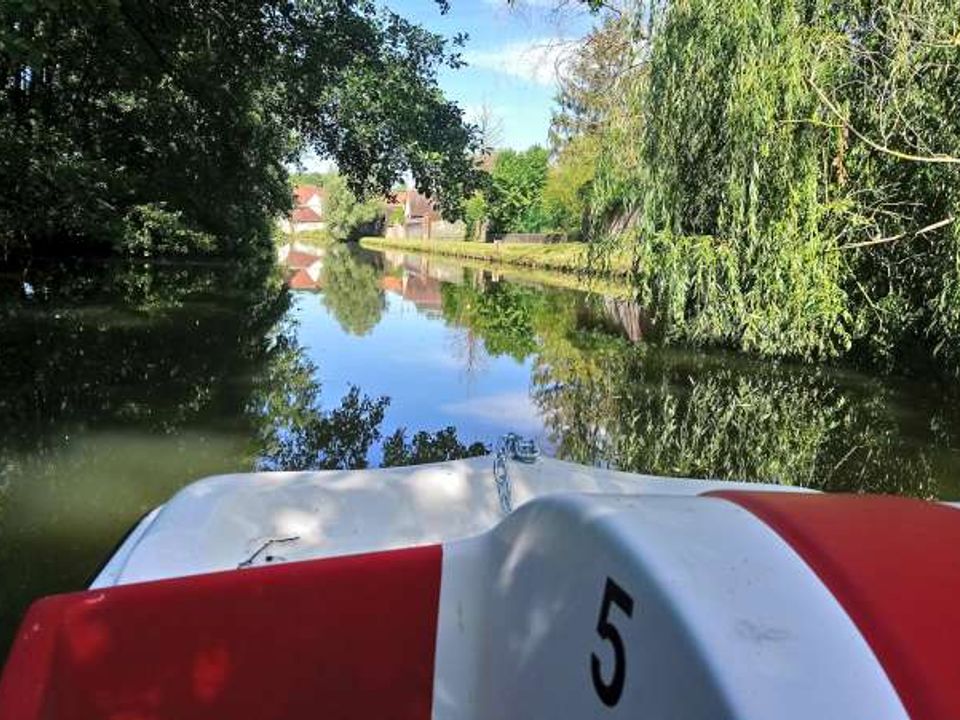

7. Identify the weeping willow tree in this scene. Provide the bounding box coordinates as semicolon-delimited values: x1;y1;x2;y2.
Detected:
587;0;960;371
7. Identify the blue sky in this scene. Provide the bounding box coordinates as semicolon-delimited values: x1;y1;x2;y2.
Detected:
301;1;595;170
388;0;595;149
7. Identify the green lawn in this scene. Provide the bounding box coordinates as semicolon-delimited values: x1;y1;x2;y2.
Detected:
359;237;632;276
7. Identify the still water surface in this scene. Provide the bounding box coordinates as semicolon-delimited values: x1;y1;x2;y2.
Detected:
2;245;959;658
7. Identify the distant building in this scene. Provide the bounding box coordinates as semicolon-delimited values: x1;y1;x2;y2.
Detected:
279;185;327;233
384;188;465;241
404;189;437;224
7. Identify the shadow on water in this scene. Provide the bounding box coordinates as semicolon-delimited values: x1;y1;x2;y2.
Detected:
0;261;268;658
0;256;472;660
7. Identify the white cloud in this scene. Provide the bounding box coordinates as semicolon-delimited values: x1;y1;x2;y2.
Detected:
441;392;543;432
464;38;579;87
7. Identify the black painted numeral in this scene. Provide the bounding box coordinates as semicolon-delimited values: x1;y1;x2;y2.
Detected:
590;577;635;707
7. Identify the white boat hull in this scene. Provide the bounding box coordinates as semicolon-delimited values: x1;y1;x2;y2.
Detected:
4;454;959;719
91;455;808;586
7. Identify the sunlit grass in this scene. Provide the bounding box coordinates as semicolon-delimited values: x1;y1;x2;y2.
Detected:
359;237;633;277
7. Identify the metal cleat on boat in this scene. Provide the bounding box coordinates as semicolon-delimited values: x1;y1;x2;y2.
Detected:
493;433;540;514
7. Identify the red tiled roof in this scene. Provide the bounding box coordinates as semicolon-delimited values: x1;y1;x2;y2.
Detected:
286;249;323;269
292;206;323;223
380;276;403;293
403;274;441;308
288;268;318;290
293;185;326;205
407;190;436;219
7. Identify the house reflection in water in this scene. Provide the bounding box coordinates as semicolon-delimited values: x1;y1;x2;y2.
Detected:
389;273;442;315
380;275;403;295
377;251;468;317
278;243;325;291
277;243;655;347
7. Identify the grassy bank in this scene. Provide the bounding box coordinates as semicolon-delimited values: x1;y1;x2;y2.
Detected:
360;236;632;277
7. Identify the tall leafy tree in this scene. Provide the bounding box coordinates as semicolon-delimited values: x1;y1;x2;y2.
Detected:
549;6;638;151
542;133;599;238
487;146;550;233
323;175;384;241
561;0;960;374
0;0;481;259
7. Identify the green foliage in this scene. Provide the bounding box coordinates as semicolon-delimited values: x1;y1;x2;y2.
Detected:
587;0;847;358
117;204;216;257
290;172;335;188
381;426;488;467
488;147;550;233
0;0;481;260
542;134;598;238
441;281;543;361
388;204;406;227
324;175;385;241
321;246;386;336
582;0;960;374
463;191;489;241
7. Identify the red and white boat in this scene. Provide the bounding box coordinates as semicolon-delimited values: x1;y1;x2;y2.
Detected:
2;437;959;719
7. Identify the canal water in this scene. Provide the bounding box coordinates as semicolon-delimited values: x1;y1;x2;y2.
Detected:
2;245;959;659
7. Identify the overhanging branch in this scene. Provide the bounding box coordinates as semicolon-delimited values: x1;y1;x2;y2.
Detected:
836;215;955;251
808;76;960;165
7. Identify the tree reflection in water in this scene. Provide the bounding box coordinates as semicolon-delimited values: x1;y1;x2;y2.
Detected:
251;321;390;470
0;257;485;475
0;260;290;465
0;257;485;658
437;274;960;498
382;426;488;467
320;245;386;337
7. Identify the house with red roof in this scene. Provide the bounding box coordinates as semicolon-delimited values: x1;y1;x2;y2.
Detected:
383;187;465;240
279;185;328;233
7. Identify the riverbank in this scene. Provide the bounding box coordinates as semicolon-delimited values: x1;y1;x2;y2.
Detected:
359;237;632;277
380;245;634;299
